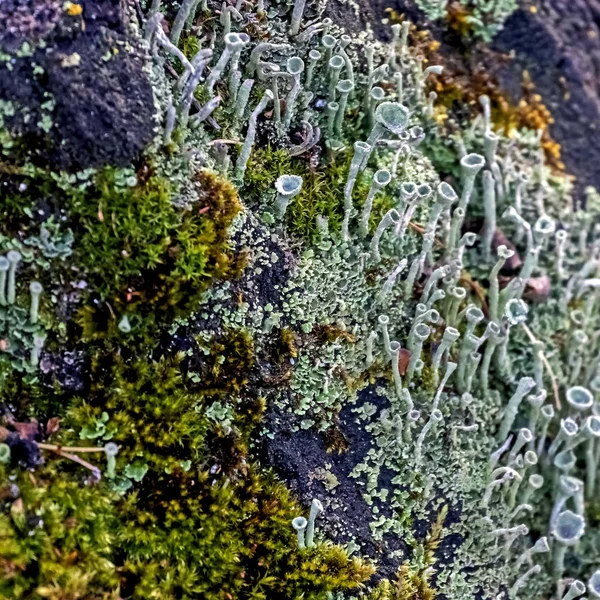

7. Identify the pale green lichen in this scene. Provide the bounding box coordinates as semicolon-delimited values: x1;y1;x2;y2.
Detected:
2;0;600;598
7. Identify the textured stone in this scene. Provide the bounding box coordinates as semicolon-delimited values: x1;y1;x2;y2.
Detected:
0;0;155;171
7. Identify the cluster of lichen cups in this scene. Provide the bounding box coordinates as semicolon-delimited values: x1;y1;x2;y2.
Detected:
0;250;45;366
148;0;600;595
2;0;600;598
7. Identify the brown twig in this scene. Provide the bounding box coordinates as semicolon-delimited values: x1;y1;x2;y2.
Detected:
43;446;101;476
37;443;107;454
408;221;444;247
459;275;490;317
521;323;561;410
207;139;243;146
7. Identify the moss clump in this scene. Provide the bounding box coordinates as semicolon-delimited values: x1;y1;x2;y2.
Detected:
0;461;120;600
365;564;436;599
72;168;242;340
203;328;256;394
1;344;374;600
67;355;209;476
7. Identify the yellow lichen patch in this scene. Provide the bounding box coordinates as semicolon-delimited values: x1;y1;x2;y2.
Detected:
64;2;83;16
516;72;564;170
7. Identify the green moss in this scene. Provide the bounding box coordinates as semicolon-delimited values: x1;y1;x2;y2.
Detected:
67;355;209;476
1;348;373;599
204;328;256;394
243;146;375;241
0;462;120;600
70;170;177;298
180;35;200;61
364;564;436;599
278;327;299;361
72;168;242;340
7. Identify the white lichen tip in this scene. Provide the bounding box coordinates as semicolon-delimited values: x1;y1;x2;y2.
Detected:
7;250;21;264
321;34;336;50
305;498;323;548
104;442;119;457
588;570;600;598
562;580;586;600
374;101;410;134
436;181;458;207
583;415;600;438
275;174;303;197
336;79;354;94
528;473;544;490
504;298;529;325
552;510;585;545
533;214;556;240
373;169;392;189
497;244;515;261
287;56;305;75
460;152;485;176
292;516;308;549
29;281;43;295
566;386;594;412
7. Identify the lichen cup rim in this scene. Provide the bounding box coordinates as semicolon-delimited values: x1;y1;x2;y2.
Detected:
276;174;303;196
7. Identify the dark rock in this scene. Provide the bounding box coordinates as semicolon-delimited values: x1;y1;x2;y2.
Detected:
39;349;87;392
0;0;155;171
262;384;407;582
492;1;600;198
4;431;43;468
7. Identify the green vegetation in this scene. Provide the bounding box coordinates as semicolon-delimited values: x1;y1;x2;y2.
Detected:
1;351;374;599
244;146;397;241
1;0;599;599
71;167;242;339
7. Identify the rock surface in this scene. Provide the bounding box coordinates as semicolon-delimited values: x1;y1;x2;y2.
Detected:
0;0;155;170
493;0;600;196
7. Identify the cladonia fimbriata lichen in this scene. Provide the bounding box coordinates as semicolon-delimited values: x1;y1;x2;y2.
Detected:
3;0;600;598
148;2;600;595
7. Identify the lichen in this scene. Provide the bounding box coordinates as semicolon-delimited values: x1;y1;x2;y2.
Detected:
1;0;600;599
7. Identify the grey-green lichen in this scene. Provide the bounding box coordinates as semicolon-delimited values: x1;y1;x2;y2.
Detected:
1;0;600;599
414;0;519;42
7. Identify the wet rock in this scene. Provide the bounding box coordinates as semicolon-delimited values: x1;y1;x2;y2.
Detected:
262;384;406;582
39;349;87;392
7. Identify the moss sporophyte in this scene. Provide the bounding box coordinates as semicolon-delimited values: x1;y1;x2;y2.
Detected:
1;0;600;599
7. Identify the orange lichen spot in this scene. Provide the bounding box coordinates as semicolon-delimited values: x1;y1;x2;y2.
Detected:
65;2;83;16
